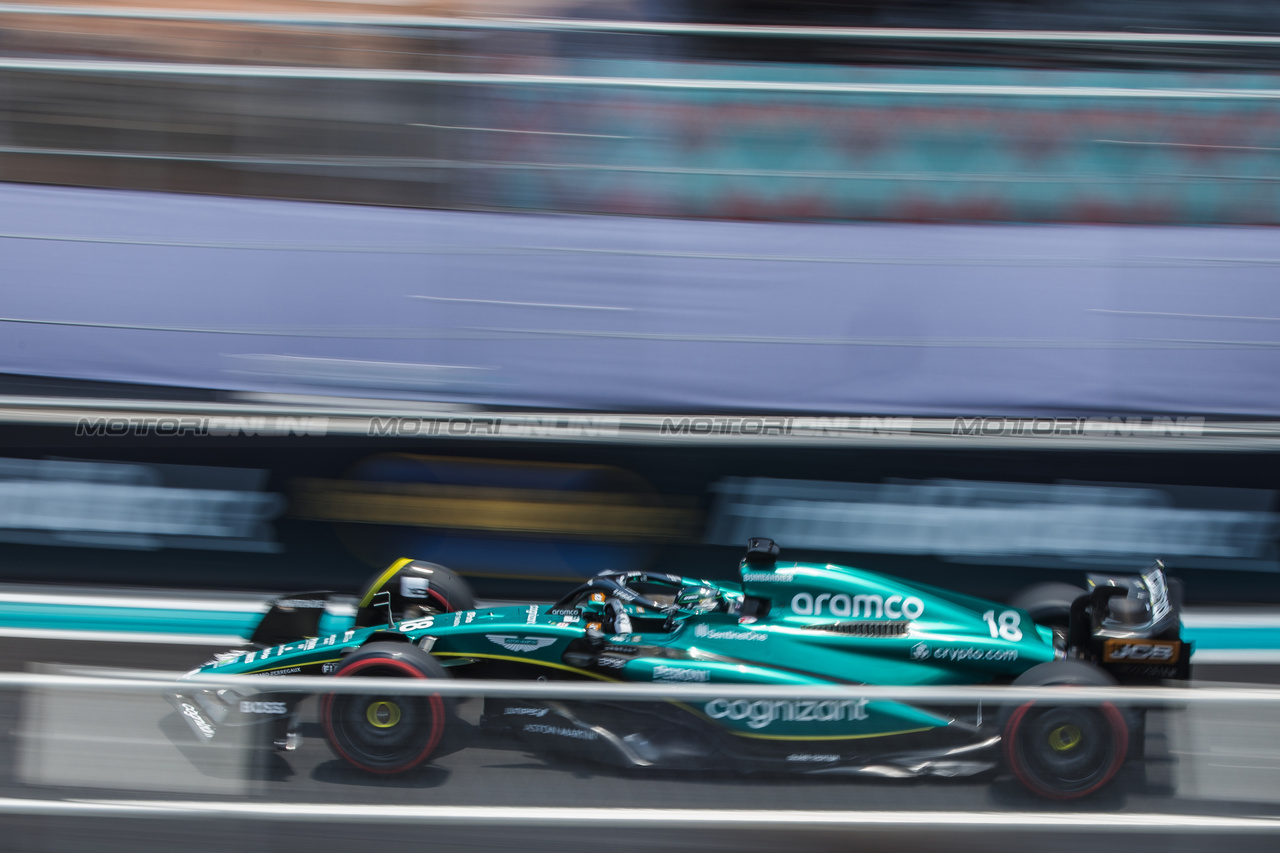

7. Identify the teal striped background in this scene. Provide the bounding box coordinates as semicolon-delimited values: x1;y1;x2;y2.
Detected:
0;593;1270;656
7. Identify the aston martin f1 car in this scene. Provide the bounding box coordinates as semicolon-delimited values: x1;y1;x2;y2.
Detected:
173;539;1190;799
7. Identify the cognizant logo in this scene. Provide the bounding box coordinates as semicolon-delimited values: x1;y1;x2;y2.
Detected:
705;698;870;730
790;592;923;619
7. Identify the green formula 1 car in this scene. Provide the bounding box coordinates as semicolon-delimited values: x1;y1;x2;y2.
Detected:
173;539;1190;799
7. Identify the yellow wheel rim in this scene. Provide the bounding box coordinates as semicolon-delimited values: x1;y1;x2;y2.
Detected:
366;700;402;728
1048;724;1082;752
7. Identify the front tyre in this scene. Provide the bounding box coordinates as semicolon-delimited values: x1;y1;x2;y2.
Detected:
1002;660;1128;799
321;642;451;774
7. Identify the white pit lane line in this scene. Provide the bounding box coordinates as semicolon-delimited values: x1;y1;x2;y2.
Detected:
0;591;267;612
1192;649;1280;665
0;800;1273;831
1183;612;1280;629
0;592;501;645
0;627;247;645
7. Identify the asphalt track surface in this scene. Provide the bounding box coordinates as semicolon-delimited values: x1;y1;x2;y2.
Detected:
2;637;1280;853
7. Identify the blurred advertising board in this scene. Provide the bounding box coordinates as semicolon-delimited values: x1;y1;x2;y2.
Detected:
0;445;1273;602
289;454;700;581
0;457;283;553
707;477;1280;573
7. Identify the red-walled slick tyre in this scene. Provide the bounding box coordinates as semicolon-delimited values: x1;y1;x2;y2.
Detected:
321;642;450;774
1001;660;1129;799
1004;701;1128;799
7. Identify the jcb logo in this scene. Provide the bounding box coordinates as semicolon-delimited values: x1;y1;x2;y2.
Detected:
1104;640;1179;663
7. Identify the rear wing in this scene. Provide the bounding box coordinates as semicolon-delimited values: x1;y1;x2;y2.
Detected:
1067;561;1191;681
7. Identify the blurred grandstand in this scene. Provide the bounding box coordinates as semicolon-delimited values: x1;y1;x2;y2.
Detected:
2;0;1280;218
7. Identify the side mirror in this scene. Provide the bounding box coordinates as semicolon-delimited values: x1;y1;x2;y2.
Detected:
744;538;780;565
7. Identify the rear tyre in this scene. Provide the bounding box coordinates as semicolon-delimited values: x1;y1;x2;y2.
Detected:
1002;660;1128;799
1008;582;1086;627
1009;582;1086;650
321;642;451;774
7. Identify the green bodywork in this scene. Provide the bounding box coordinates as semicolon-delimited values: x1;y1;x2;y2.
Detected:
202;561;1058;742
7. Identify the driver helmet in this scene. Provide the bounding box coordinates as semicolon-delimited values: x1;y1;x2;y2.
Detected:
676;586;726;614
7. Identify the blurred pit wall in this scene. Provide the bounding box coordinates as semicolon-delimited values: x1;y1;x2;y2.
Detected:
4;182;1280;416
4;59;1280;222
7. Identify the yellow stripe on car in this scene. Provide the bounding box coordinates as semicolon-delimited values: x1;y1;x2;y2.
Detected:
357;558;414;608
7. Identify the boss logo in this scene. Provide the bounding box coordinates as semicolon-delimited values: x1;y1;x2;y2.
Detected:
1103;640;1179;663
239;701;290;715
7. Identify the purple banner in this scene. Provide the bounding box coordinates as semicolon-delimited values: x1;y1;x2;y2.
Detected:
2;182;1280;416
